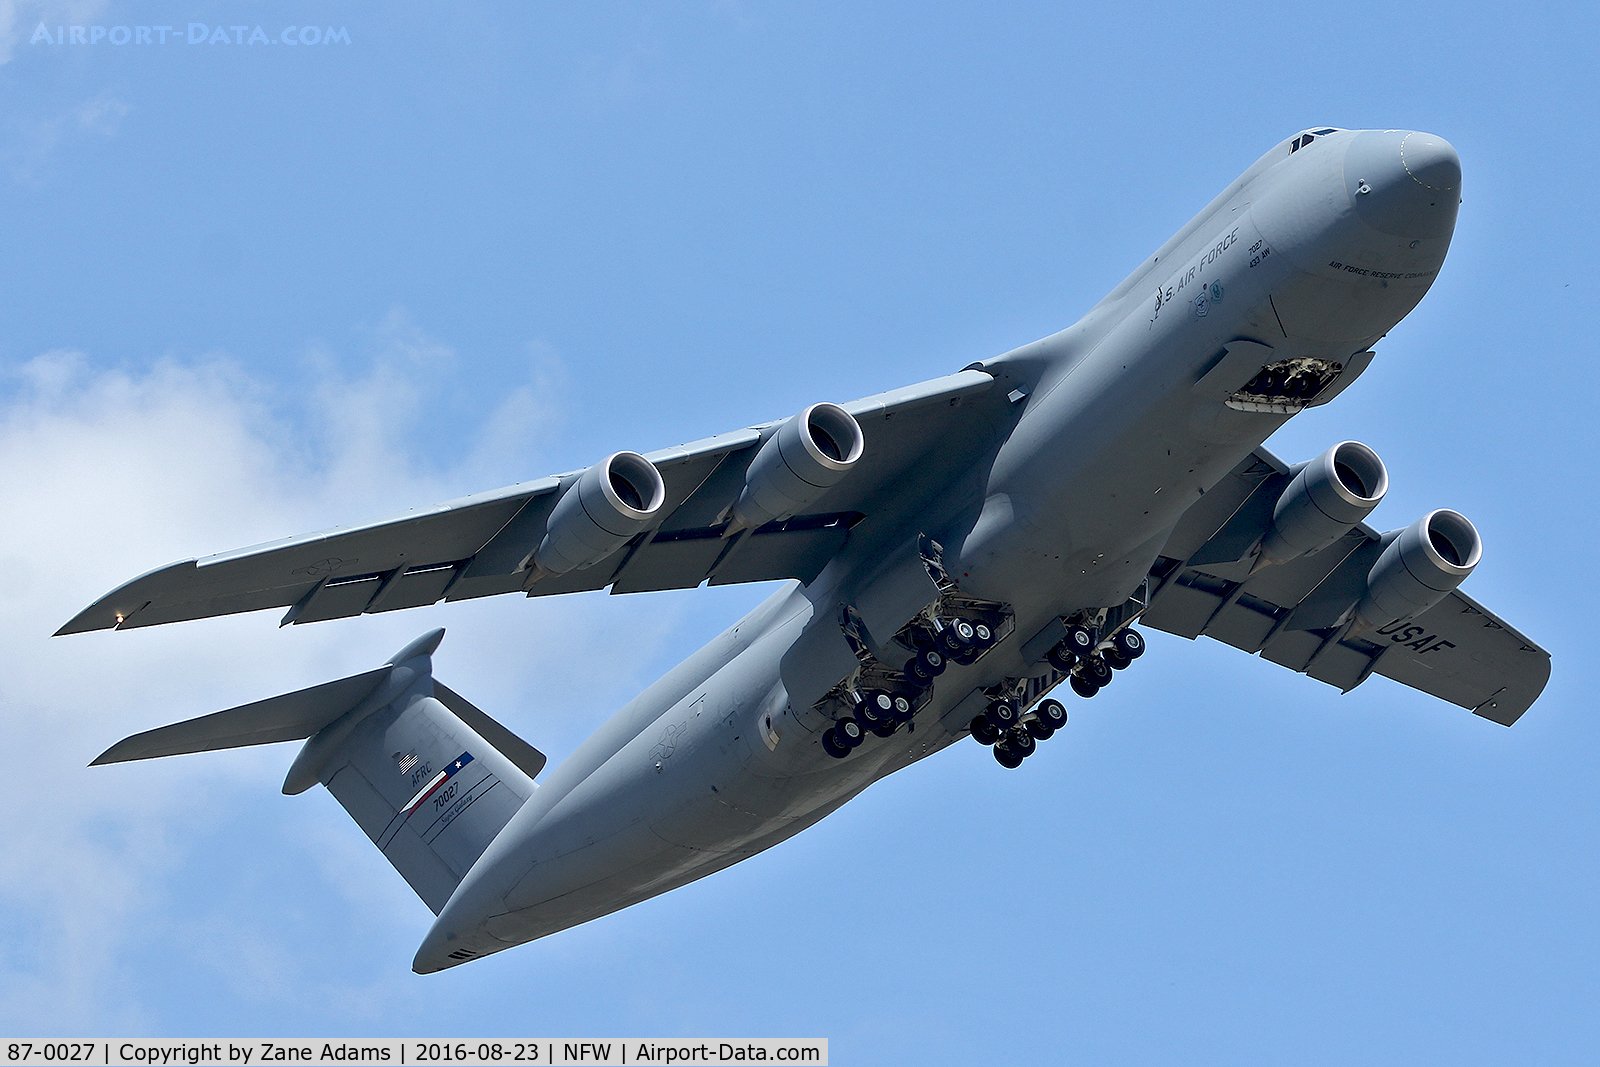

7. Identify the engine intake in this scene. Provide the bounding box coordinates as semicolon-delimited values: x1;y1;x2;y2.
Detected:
1258;441;1389;567
533;451;666;576
730;403;864;532
1355;509;1482;630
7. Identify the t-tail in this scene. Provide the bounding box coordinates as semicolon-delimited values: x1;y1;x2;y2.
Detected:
93;629;545;916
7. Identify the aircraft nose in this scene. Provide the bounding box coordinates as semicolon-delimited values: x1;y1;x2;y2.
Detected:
1344;130;1461;239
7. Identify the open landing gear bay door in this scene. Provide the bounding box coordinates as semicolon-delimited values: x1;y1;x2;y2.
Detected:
1139;447;1550;725
60;369;1000;635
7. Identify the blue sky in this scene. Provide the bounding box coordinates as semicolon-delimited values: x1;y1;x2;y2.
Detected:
2;1;1598;1062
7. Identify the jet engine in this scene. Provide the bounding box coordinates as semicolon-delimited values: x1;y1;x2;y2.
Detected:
729;402;864;532
1257;441;1388;568
1354;509;1481;630
532;451;667;576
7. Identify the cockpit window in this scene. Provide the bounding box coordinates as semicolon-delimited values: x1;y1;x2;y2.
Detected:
1290;128;1342;153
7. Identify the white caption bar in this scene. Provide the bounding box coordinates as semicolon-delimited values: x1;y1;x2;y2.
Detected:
1;1042;827;1067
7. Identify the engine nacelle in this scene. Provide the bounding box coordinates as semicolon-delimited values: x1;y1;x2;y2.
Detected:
730;402;864;532
532;451;666;576
1258;440;1388;567
1354;509;1482;630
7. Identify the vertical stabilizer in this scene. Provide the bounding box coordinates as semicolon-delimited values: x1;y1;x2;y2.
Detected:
93;629;544;916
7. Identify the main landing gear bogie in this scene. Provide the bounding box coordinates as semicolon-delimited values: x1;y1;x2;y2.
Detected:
822;686;922;758
818;601;1012;760
901;611;999;684
1048;626;1147;701
974;697;1068;767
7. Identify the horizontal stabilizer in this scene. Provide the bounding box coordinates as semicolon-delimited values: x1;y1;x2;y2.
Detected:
90;665;393;765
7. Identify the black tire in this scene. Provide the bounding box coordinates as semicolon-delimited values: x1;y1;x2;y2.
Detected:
1066;624;1096;654
984;698;1019;729
1046;643;1077;672
856;690;894;725
993;743;1024;769
951;645;982;665
836;718;864;748
1113;628;1146;659
1104;648;1131;671
1035;698;1068;729
970;715;1002;745
919;649;946;677
1084;656;1113;685
1025;718;1054;742
869;719;897;738
891;693;914;721
822;730;849;758
972;622;994;646
1006;726;1036;756
949;618;977;644
905;657;933;684
1070;672;1100;698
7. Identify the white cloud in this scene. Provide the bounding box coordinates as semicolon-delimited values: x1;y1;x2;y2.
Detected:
0;327;690;1031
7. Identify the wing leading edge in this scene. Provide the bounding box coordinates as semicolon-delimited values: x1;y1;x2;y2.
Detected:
1139;447;1549;725
60;368;998;635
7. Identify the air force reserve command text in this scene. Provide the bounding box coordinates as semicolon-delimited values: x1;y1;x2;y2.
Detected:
2;1043;826;1067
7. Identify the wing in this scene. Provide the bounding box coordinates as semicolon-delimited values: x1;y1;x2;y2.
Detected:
1139;447;1550;725
60;368;1000;635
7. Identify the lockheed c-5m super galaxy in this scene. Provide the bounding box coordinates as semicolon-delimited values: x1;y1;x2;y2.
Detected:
66;127;1549;973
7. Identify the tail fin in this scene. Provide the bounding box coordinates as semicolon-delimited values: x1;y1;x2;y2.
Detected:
93;629;544;914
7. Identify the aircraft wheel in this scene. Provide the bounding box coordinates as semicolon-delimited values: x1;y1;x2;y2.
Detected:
1006;726;1036;756
855;690;895;725
938;620;975;653
905;658;933;684
822;730;849;758
1104;648;1131;671
1066;624;1096;655
970;715;1002;745
1046;642;1077;672
950;645;982;666
868;719;898;738
1035;698;1068;730
918;649;946;676
984;698;1019;730
972;622;995;647
993;743;1024;769
1113;628;1146;659
1084;656;1113;686
835;718;865;748
1070;672;1100;698
1024;717;1054;742
891;693;915;721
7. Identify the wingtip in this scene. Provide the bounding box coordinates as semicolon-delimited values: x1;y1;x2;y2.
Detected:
55;610;114;637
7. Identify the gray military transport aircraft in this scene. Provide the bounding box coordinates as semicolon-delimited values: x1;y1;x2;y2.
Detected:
66;128;1549;973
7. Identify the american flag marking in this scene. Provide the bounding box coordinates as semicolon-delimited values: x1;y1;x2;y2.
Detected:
400;752;474;816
